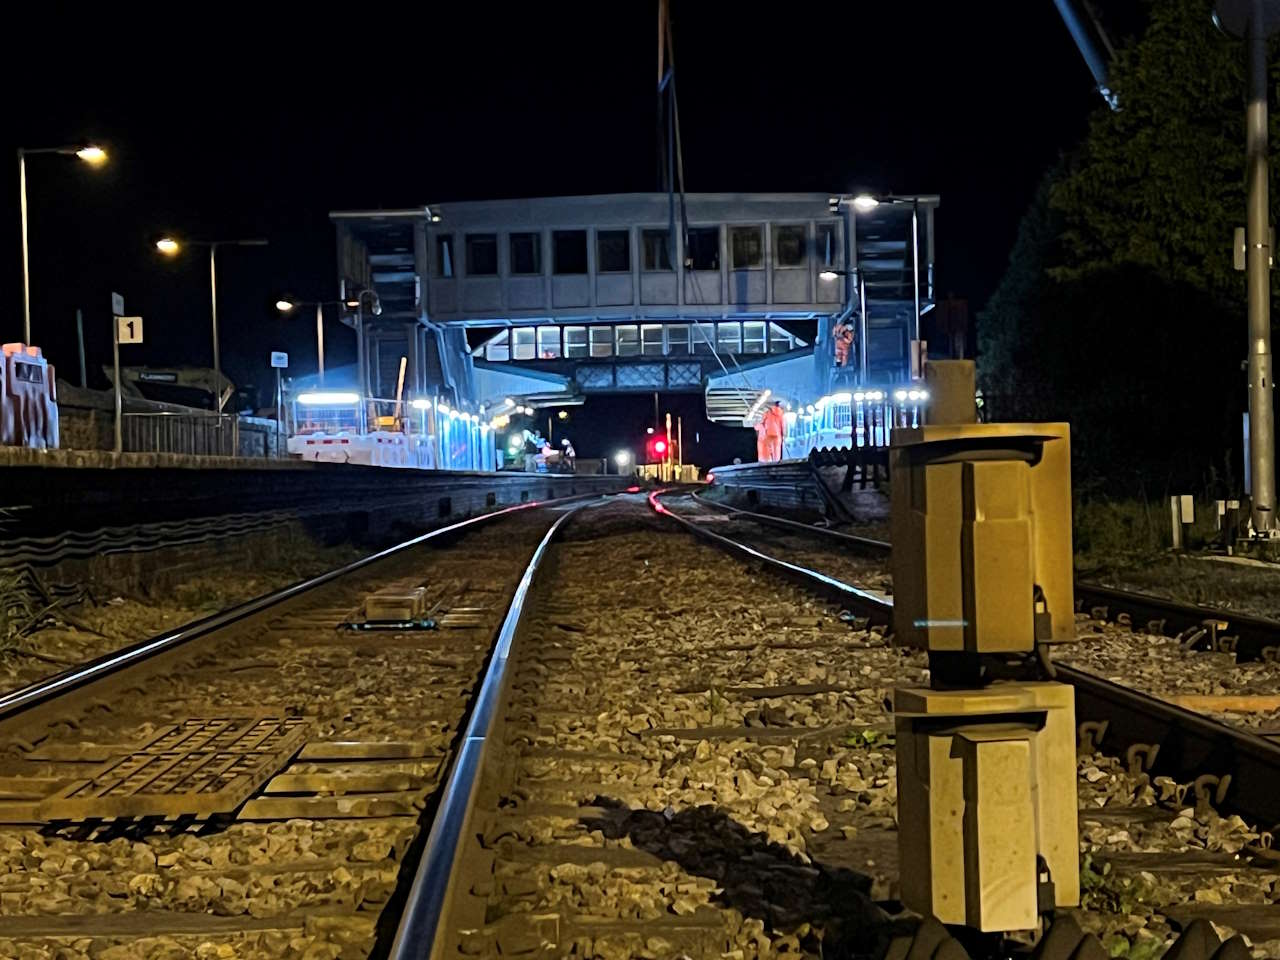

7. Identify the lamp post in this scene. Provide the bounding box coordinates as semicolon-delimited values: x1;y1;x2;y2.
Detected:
345;289;381;435
275;297;348;385
155;236;268;418
1215;0;1280;535
817;266;869;381
17;144;107;344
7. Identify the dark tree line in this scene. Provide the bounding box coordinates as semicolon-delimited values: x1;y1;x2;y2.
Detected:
978;0;1280;496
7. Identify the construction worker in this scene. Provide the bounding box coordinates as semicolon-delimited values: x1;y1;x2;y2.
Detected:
762;400;786;462
560;437;576;473
833;322;854;367
754;417;769;462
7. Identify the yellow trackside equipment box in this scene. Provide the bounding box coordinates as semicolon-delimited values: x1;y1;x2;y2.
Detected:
894;682;1079;931
889;423;1073;654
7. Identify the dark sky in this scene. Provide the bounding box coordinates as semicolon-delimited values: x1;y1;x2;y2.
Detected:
5;3;1099;461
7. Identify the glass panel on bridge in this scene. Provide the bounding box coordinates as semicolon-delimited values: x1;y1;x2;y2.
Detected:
743;320;766;354
484;330;510;361
510;232;542;275
598;231;631;272
436;235;455;277
616;325;640;357
642;229;673;271
769;323;792;353
716;322;741;353
687;227;720;270
513;327;535;360
666;324;690;354
641;324;664;356
773;225;806;267
537;326;561;359
590;325;613;357
730;226;763;268
553;230;588;274
466;234;498;275
564;325;588;358
692;322;715;354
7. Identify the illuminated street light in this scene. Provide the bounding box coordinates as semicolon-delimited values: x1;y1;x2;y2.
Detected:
852;194;880;212
153;235;268;419
275;296;349;384
17;143;110;343
614;450;632;467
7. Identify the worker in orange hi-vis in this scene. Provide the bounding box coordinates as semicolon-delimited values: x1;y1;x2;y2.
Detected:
762;400;786;461
754;416;769;462
833;322;853;367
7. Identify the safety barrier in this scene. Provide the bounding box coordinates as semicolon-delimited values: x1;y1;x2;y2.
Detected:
781;390;927;461
1;343;58;449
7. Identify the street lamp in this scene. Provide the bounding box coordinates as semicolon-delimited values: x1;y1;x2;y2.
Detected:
275;297;349;385
155;236;268;416
344;289;381;434
17;143;108;344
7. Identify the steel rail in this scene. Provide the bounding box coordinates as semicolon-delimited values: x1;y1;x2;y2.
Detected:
0;494;595;724
653;488;1280;833
692;490;1280;661
387;501;586;959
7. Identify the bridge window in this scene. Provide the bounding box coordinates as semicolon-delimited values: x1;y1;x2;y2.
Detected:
773;225;806;267
717;322;741;353
564;326;588;358
816;223;838;267
616;325;641;357
484;330;510;361
553;230;588;274
666;324;690;354
730;226;763;269
466;234;498;275
537;326;561;359
435;236;455;277
512;327;535;361
589;325;613;358
691;321;716;355
770;323;793;353
686;227;720;270
597;230;631;272
642;229;673;271
742;321;766;354
510;233;542;275
641;324;665;356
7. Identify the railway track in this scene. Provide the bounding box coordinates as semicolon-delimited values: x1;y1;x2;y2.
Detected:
0;496;596;960
9;488;1280;957
655;490;1280;949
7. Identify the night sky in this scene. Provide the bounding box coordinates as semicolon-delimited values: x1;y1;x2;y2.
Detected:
5;3;1099;466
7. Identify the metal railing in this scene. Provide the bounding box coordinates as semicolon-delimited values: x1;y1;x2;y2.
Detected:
121;411;246;457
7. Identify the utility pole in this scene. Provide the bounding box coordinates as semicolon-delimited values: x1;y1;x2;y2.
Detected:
1217;0;1280;535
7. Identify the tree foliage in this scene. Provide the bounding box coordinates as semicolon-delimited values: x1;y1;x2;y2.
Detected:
979;0;1276;494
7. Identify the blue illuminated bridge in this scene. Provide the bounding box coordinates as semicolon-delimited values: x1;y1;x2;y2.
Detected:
327;192;937;426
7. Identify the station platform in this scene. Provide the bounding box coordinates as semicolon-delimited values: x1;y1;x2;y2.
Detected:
706;455;889;529
0;451;629;572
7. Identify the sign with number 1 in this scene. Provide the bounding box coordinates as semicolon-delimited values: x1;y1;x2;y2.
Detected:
117;316;143;344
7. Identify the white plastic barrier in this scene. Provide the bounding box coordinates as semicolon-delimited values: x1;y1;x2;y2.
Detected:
287;429;491;471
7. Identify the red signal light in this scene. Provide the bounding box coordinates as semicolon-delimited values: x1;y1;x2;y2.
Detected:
653;438;668;455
